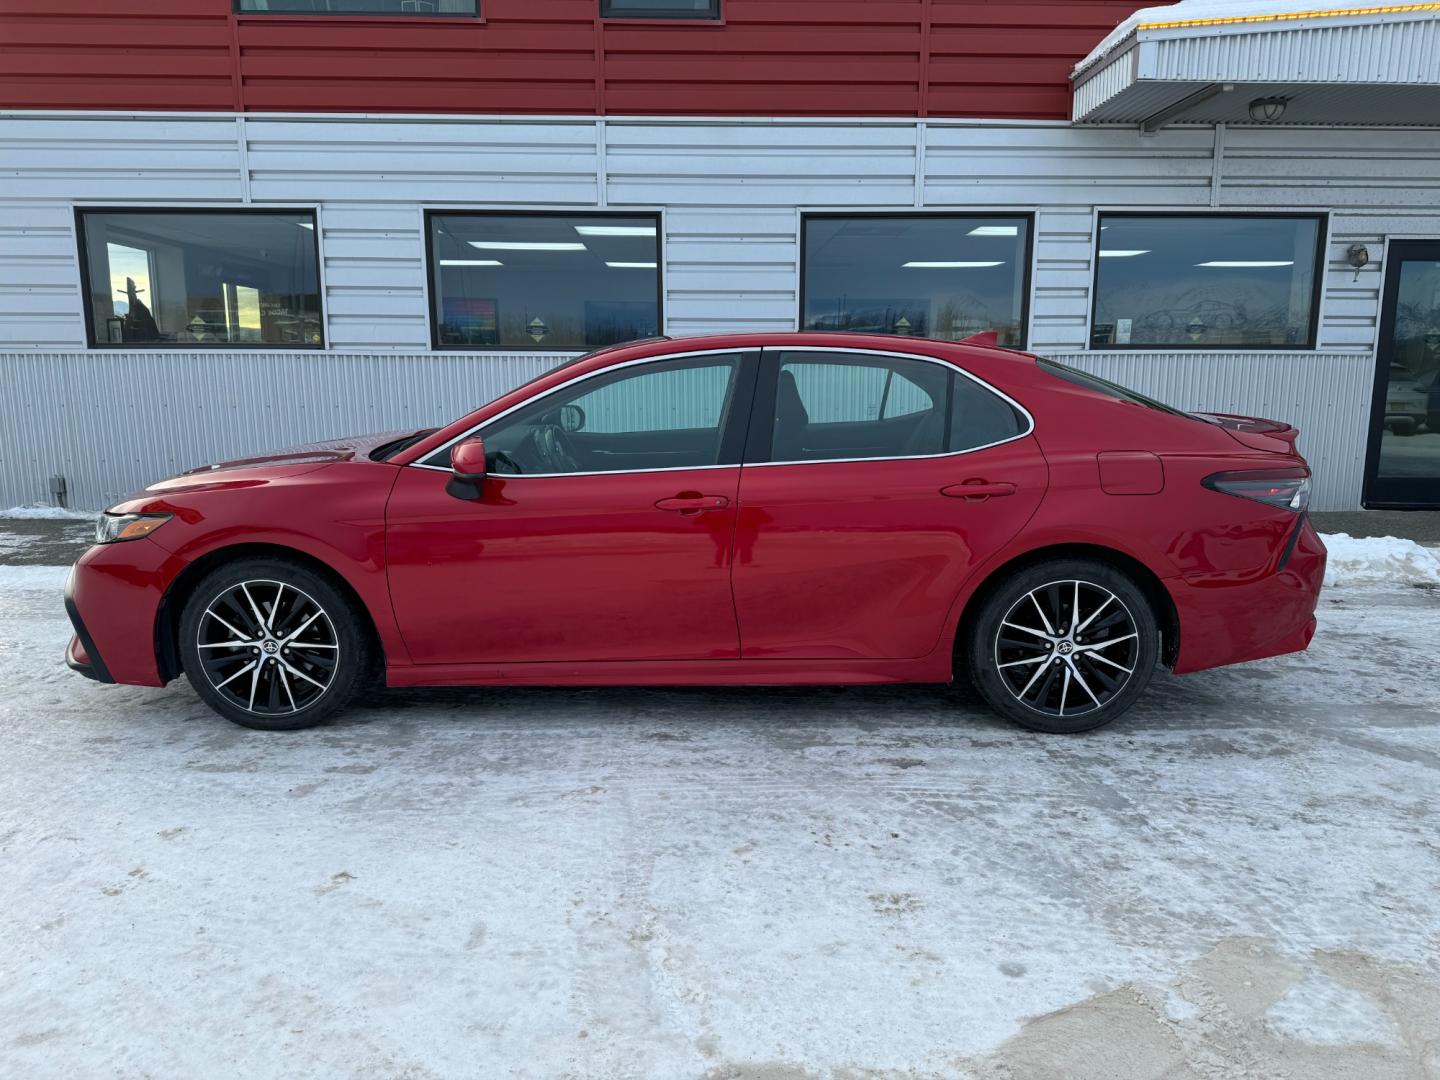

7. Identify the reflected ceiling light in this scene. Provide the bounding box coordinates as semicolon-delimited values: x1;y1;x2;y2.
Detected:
441;259;503;267
605;261;658;269
469;241;586;251
576;225;657;237
902;261;1004;269
1099;249;1149;257
297;222;315;231
967;225;1018;237
1196;260;1294;268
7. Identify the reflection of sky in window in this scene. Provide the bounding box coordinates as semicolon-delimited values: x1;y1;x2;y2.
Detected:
107;242;150;316
803;217;1029;345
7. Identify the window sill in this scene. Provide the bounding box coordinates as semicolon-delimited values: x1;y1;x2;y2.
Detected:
1083;345;1320;353
234;14;484;26
599;16;724;26
86;343;328;352
433;345;597;353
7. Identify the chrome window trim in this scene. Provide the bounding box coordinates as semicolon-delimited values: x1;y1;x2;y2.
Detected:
409;344;1036;477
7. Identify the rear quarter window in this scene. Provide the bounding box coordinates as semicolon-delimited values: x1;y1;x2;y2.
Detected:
1037;358;1190;418
951;375;1025;451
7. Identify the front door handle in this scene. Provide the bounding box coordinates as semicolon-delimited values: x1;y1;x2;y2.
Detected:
941;480;1017;502
655;494;730;514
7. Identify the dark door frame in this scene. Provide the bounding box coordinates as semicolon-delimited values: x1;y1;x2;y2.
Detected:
1362;239;1440;509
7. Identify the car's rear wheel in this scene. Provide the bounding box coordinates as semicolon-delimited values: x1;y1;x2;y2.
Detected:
178;558;371;731
966;558;1158;733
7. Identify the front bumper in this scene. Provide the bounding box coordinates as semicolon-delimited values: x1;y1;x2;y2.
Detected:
64;539;182;688
1170;515;1327;675
64;566;113;683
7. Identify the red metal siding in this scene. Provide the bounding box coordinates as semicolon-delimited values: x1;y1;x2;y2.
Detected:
0;0;1166;118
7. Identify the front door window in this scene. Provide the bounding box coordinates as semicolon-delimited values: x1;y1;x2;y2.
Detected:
480;356;742;475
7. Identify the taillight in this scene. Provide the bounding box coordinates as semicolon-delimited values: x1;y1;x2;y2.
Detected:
1203;469;1311;512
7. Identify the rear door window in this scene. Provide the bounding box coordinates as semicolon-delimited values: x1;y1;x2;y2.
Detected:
760;351;1023;463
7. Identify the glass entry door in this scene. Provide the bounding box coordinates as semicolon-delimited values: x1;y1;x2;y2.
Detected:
1364;241;1440;508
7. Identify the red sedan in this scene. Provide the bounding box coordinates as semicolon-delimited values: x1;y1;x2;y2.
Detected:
65;333;1325;734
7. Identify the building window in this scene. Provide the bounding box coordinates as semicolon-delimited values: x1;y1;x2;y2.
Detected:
801;214;1033;348
427;212;662;351
77;209;323;349
235;1;478;14
600;0;720;18
1091;213;1325;349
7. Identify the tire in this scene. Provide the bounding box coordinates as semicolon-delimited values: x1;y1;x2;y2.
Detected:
178;557;372;731
965;558;1159;734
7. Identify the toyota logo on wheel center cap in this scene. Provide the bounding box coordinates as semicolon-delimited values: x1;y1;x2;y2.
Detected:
1057;641;1074;656
262;640;279;655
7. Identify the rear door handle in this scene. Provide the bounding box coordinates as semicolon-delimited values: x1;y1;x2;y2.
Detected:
655;494;730;514
941;480;1017;501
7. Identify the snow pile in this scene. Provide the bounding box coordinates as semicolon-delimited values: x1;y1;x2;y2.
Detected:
0;505;96;521
1320;533;1440;590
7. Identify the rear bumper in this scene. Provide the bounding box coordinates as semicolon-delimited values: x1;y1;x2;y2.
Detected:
64;540;182;688
1170;515;1327;674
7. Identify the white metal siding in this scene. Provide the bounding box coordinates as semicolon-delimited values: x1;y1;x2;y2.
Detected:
0;350;561;512
1;111;1438;510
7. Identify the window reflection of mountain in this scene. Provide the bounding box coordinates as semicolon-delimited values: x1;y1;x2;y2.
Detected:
1131;297;1293;345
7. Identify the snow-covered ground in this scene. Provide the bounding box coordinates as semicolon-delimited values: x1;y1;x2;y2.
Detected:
2;540;1439;1079
0;505;96;521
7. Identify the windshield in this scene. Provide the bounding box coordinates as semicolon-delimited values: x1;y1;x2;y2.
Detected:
1037;358;1191;418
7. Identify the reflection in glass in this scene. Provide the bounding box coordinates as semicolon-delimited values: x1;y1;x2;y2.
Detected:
429;213;661;350
802;216;1031;347
80;211;322;348
1374;258;1440;483
1092;214;1322;348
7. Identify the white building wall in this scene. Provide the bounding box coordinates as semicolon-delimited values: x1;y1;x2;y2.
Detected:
2;111;1438;510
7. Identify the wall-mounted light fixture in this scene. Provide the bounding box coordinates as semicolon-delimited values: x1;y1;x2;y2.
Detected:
1346;242;1370;281
1248;96;1289;122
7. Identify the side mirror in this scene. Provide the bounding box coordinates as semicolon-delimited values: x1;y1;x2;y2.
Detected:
446;436;487;501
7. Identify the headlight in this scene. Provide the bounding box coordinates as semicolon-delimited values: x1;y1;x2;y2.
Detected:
95;512;172;544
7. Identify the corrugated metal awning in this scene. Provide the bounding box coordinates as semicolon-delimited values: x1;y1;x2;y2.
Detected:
1071;1;1440;127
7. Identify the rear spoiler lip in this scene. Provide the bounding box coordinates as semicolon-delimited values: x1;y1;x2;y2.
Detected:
1194;412;1302;455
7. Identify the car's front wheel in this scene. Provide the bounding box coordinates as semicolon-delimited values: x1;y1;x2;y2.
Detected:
966;558;1159;733
178;557;371;731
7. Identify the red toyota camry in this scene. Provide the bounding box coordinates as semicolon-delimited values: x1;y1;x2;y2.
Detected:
65;332;1325;734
